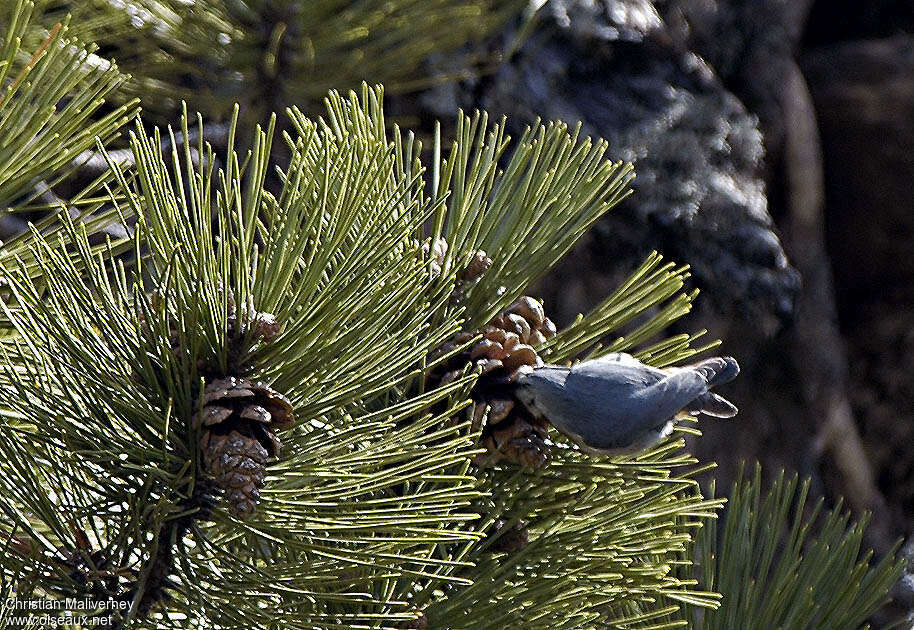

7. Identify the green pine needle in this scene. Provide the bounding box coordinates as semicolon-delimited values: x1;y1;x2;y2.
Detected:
677;463;906;630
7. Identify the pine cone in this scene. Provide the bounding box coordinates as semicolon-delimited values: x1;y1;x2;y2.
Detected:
196;377;294;519
450;249;493;304
227;293;283;344
431;296;557;469
419;237;494;303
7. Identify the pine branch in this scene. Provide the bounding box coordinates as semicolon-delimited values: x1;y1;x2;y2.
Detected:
418;441;723;630
0;0;136;215
0;0;138;315
426;111;635;326
0;88;483;627
676;464;906;630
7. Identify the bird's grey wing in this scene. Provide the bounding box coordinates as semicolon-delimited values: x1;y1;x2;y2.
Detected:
566;355;738;425
589;352;651;369
523;372;613;450
629;370;709;426
569;354;665;388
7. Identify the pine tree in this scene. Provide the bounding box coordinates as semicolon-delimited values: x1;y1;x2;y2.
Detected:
0;3;906;629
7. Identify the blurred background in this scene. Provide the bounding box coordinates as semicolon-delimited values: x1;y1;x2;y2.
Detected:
19;0;914;612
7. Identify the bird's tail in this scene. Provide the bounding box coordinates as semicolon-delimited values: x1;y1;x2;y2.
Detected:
694;392;738;417
685;356;740;417
690;356;740;388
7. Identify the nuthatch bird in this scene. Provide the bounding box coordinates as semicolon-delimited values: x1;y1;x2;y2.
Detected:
514;353;739;455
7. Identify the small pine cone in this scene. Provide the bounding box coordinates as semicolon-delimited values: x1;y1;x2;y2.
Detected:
227;299;283;344
478;416;550;469
486;519;529;553
450;249;493;304
250;311;282;342
430;296;558;470
135;287;282;379
195;377;294;519
200;431;267;519
460;250;492;283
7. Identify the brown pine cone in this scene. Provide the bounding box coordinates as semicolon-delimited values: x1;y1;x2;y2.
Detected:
195;377;294;519
449;249;493;304
461;250;493;284
419;237;495;304
431;296;558;469
225;289;283;343
200;431;267;519
481;416;550;470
